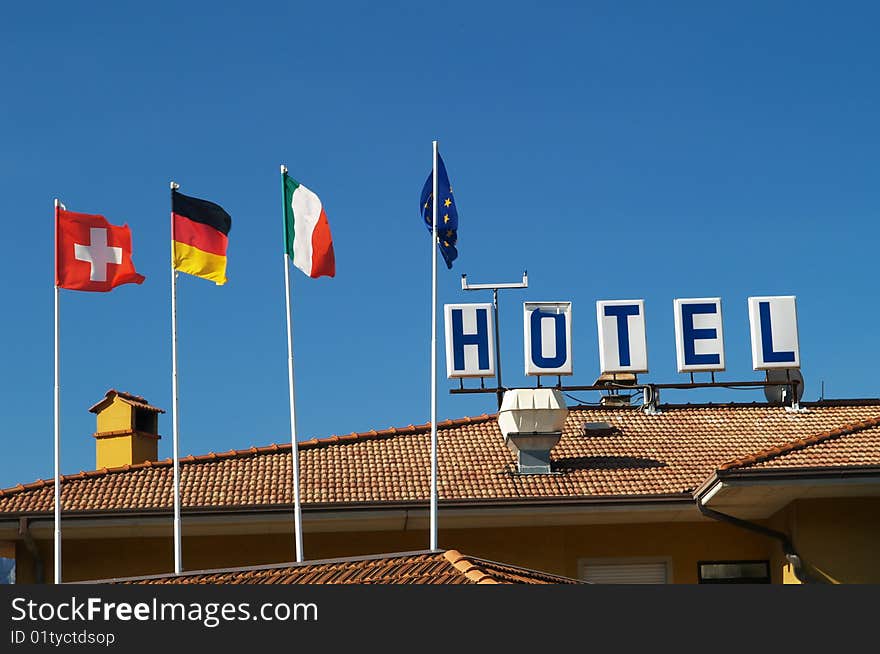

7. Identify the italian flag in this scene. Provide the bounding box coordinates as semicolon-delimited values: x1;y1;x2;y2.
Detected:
282;172;336;278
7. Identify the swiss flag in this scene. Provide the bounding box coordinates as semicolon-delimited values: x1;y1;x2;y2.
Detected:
56;208;146;292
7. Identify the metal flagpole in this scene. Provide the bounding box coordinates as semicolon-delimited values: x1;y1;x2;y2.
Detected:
430;140;439;550
53;198;61;584
281;165;304;563
170;181;183;574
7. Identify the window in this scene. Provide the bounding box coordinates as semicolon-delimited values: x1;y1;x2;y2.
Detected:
698;560;770;584
579;558;671;584
0;558;14;585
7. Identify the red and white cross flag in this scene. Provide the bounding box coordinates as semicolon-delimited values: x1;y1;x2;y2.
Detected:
55;208;145;291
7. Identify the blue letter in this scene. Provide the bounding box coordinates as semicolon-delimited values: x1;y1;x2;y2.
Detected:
682;303;721;366
530;309;567;369
759;302;795;363
451;308;490;371
604;304;640;367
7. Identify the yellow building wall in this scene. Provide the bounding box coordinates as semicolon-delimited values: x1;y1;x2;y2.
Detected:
786;497;880;584
15;498;876;584
95;399;132;433
95;434;159;468
95;437;134;469
754;497;880;584
131;435;159;465
14;519;781;584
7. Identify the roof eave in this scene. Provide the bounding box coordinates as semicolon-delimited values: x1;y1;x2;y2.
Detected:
696;465;880;520
716;465;880;483
0;492;696;519
0;494;701;539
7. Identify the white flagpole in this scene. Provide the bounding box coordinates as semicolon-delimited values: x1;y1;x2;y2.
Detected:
170;181;183;574
430;140;439;550
53;198;61;584
281;165;304;563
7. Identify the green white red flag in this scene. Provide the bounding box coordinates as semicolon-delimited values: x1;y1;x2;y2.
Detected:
282;173;335;278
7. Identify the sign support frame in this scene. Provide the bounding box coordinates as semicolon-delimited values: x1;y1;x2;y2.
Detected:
460;271;528;409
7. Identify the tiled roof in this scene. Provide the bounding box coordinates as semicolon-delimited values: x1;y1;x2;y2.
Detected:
3;402;880;515
89;389;165;415
97;550;582;585
720;416;880;471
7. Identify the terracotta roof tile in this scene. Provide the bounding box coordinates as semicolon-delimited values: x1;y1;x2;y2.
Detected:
4;403;880;514
721;416;880;471
89;389;165;415
95;550;581;585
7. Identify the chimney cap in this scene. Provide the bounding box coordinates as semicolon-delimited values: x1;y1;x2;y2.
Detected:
89;389;166;415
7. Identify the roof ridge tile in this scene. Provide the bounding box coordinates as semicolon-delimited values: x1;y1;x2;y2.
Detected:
97;550;577;585
442;550;467;571
89;389;166;415
443;551;499;584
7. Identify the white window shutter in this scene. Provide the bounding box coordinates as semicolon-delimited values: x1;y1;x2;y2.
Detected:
581;561;669;584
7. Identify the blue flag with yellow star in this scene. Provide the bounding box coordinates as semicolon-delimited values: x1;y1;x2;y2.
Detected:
420;153;458;268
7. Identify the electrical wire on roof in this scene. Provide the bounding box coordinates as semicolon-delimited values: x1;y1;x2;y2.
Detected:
561;391;604;406
718;385;767;391
560;384;767;408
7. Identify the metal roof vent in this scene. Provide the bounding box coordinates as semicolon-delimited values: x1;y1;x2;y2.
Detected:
582;422;617;437
497;389;568;474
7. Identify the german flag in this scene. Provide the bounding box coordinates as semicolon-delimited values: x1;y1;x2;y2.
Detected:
172;190;232;285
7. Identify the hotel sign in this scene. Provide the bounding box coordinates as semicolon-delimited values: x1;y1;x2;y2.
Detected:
445;296;800;378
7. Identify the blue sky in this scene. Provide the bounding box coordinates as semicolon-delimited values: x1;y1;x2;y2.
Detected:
2;1;878;489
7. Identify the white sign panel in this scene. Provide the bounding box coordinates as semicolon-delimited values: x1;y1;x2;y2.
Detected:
444;303;495;378
748;296;800;370
596;299;648;374
523;302;573;376
673;297;725;373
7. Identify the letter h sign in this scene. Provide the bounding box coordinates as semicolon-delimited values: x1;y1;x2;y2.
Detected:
444;304;496;378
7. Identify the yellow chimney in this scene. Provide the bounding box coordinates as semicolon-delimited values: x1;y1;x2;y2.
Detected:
89;390;164;469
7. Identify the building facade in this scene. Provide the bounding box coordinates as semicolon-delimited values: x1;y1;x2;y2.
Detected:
2;390;879;584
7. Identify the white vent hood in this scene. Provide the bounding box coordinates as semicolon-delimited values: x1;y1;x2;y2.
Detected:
497;389;568;474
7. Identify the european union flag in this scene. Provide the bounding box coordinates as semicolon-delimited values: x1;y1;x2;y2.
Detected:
420;153;458;269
